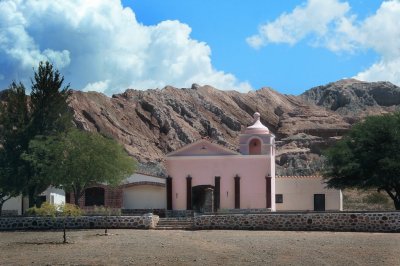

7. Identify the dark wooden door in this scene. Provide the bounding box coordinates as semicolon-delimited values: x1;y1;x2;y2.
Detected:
314;194;325;211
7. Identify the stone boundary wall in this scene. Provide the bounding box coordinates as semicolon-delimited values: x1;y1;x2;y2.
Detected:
0;215;159;231
193;212;400;232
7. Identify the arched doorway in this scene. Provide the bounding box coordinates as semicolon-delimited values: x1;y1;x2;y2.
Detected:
192;185;214;213
85;187;105;206
249;138;262;155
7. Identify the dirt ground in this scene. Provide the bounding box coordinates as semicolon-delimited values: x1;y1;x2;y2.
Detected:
0;229;399;266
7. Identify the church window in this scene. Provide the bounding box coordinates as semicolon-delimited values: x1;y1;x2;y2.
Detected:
249;138;261;155
276;194;283;203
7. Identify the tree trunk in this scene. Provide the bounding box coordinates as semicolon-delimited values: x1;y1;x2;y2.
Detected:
384;188;400;210
73;191;81;207
394;198;400;210
63;218;67;244
28;190;36;208
0;203;3;216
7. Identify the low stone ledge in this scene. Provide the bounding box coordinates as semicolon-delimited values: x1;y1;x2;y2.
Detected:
193;212;400;232
0;214;159;231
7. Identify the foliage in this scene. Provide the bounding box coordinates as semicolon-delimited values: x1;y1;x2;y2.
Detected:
25;62;73;206
23;128;137;205
26;202;58;217
29;61;72;137
363;192;389;205
26;202;82;217
0;61;73;209
324;112;400;210
59;203;83;217
0;82;30;214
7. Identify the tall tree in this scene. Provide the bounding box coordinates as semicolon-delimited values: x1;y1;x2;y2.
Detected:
324;112;400;210
26;61;73;206
29;61;72;137
0;82;30;214
23;129;136;206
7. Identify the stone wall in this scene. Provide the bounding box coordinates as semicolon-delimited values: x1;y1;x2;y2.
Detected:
193;212;400;232
0;214;159;231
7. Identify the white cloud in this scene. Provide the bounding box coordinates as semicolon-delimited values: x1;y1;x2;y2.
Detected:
247;0;400;86
0;0;251;94
246;0;350;48
353;1;400;85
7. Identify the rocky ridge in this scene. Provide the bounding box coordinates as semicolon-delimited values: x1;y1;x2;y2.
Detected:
4;79;399;176
68;79;400;176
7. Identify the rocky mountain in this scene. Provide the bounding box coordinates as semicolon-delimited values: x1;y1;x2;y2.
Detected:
4;79;400;176
301;79;400;124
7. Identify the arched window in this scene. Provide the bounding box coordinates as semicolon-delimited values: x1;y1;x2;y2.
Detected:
249;138;261;155
85;187;105;206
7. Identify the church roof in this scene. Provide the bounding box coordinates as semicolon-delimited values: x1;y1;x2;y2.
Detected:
166;139;240;157
245;112;269;134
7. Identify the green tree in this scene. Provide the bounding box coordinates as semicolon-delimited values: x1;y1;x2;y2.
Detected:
26;61;73;206
324;112;400;210
0;82;30;214
1;61;73;209
29;61;72;136
23;129;136;206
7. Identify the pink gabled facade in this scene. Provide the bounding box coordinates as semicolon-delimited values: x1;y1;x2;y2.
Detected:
166;112;276;212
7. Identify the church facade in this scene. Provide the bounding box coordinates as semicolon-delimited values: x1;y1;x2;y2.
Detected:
166;113;342;212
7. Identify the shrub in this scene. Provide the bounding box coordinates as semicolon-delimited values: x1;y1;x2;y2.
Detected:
363;192;389;205
26;202;82;217
26;202;57;216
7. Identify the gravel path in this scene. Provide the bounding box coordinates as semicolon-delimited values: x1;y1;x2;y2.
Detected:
0;230;399;265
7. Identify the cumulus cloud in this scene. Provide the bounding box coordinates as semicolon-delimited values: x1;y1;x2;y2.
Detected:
247;0;400;86
246;0;350;48
0;0;251;94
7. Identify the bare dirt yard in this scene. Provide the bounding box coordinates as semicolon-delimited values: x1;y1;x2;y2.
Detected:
0;229;398;265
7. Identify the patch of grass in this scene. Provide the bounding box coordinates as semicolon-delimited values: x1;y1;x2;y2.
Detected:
343;189;394;211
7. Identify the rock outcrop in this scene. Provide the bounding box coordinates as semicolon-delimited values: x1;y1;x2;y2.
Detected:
301;79;400;124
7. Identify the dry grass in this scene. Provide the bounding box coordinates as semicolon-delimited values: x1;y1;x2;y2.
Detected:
343;188;394;211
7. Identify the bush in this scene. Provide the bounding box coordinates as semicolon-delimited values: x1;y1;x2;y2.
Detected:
363;192;389;205
26;202;82;217
59;203;82;217
26;202;57;216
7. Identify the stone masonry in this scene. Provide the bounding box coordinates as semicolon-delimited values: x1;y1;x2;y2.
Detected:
0;215;159;231
193;212;400;232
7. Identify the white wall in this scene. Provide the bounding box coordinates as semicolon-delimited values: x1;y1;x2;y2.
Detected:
41;187;65;205
275;177;342;211
123;185;166;209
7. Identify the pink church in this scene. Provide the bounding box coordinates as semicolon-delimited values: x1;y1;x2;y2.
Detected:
166;112;343;213
166;112;277;212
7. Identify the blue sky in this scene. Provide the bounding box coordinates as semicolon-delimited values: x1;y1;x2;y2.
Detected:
1;0;398;95
128;0;382;94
